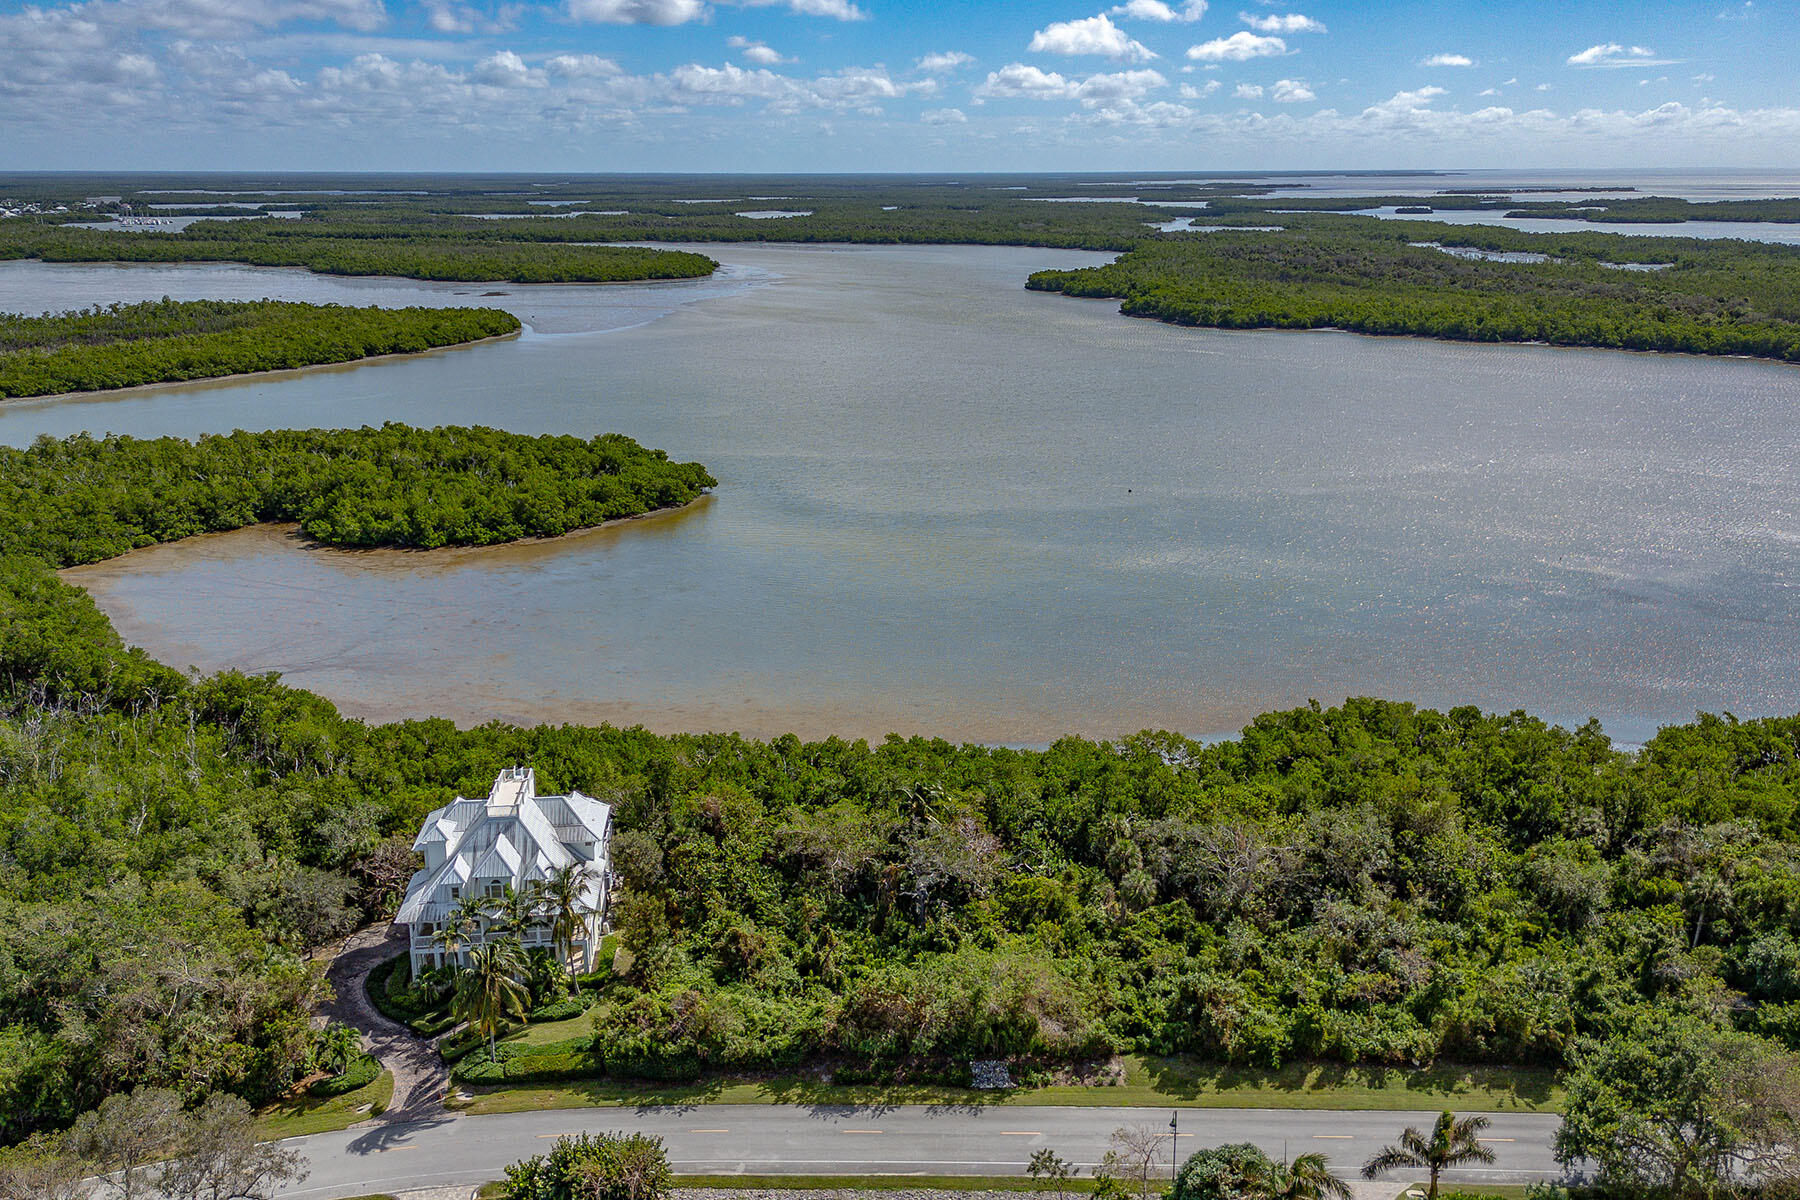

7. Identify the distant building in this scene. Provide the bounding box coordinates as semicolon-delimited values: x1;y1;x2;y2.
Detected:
394;767;613;977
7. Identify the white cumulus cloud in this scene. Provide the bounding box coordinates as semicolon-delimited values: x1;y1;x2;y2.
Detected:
472;49;536;87
921;106;967;124
1568;43;1680;68
740;0;868;20
1179;79;1220;98
1187;31;1286;61
976;62;1166;105
565;0;706;24
728;35;789;65
1422;53;1474;67
545;53;621;77
916;50;974;73
1109;0;1206;21
1271;77;1313;102
1240;12;1325;33
1029;15;1157;63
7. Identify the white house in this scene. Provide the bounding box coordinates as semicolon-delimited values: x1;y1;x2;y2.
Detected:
395;767;613;978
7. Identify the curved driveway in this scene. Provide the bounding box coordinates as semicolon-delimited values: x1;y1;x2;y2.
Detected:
276;1103;1565;1198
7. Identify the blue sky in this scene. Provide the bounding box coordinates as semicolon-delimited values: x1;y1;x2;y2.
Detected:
2;0;1797;171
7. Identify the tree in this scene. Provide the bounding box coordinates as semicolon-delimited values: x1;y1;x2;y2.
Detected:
1028;1148;1079;1200
487;882;546;938
1174;1143;1275;1200
352;834;422;916
1555;1007;1800;1199
1361;1111;1496;1200
576;1132;671;1200
1264;1153;1352;1200
454;939;532;1062
0;1135;87;1200
1107;1124;1171;1200
501;1131;671;1200
543;860;601;975
311;1022;363;1077
433;892;489;962
156;1092;308;1200
64;1086;184;1200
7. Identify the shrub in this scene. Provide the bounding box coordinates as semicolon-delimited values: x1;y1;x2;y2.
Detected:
1174;1144;1275;1200
501;1131;671;1200
505;1051;597;1083
454;1058;505;1084
308;1052;381;1097
530;995;591;1023
368;955;449;1025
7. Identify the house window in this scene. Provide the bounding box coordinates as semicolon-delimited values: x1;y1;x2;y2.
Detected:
448;886;460;901
484;881;504;899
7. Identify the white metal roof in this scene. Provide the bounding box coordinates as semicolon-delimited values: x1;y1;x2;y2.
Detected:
394;769;613;928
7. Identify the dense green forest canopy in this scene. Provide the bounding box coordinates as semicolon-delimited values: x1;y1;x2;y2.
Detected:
0;223;718;284
0;424;716;560
1205;194;1800;224
0;298;518;397
1027;217;1800;362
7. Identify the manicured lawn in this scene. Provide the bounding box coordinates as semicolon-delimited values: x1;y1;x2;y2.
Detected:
255;1070;394;1140
456;1055;1561;1117
506;1009;594;1049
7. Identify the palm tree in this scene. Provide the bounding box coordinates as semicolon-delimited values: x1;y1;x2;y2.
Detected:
541;861;600;974
452;940;531;1062
1361;1111;1497;1200
311;1022;363;1077
431;893;488;964
485;882;545;939
1264;1153;1352;1200
886;777;950;828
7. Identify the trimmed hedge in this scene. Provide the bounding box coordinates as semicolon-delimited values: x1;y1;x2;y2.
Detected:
413;1010;461;1038
367;953;454;1036
450;1035;599;1084
529;995;591;1022
455;1049;598;1084
308;1052;381;1097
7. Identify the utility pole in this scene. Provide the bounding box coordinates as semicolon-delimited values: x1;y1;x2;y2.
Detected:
1169;1110;1179;1193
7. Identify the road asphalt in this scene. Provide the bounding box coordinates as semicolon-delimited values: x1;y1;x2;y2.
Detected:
274;1103;1567;1198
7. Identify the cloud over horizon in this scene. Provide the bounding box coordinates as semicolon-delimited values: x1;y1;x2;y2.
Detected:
0;0;1793;170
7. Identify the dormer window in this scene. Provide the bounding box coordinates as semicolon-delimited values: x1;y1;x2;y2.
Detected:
448;886;460;901
484;881;504;899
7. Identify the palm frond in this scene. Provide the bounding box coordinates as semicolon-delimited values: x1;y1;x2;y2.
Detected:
1362;1145;1425;1178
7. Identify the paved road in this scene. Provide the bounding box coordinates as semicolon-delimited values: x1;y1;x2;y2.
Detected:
275;1104;1565;1198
